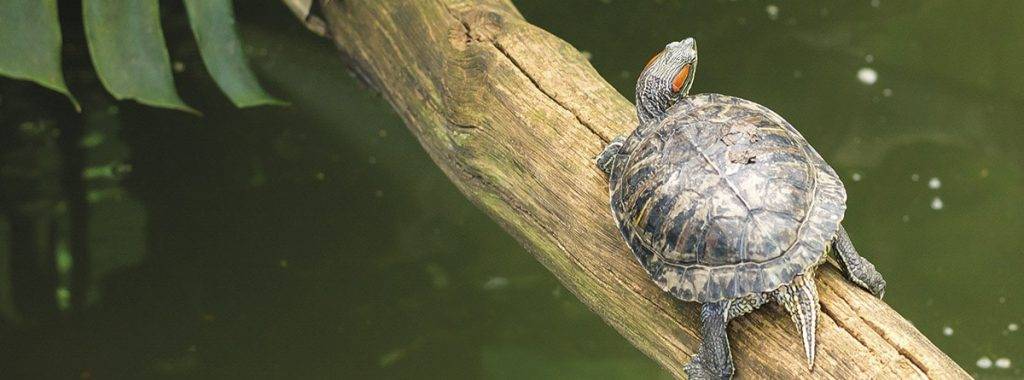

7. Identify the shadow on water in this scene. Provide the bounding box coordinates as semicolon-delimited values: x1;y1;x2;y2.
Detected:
1;0;1022;378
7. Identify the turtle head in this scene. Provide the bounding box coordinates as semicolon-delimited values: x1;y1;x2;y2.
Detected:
635;37;697;125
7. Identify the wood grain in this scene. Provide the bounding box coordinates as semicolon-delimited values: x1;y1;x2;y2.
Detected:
314;0;969;378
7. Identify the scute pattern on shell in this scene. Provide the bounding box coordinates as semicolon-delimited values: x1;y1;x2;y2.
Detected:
608;93;847;302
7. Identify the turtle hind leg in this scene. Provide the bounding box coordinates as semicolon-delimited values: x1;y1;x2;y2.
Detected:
833;224;886;298
595;135;626;176
684;301;735;380
772;275;820;370
725;294;769;321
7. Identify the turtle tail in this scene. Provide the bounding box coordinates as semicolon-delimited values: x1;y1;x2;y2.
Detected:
772;275;820;370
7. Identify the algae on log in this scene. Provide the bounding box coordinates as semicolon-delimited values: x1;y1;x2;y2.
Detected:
312;0;969;378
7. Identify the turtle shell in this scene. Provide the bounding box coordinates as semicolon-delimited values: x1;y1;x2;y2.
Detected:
609;93;846;303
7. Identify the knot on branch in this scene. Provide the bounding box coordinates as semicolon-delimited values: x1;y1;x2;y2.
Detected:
446;5;508;50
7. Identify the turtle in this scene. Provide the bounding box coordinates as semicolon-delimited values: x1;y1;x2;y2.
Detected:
595;37;887;379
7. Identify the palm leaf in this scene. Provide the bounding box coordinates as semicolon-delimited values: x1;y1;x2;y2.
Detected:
0;0;78;109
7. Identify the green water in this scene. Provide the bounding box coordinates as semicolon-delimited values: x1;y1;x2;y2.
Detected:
1;1;1022;378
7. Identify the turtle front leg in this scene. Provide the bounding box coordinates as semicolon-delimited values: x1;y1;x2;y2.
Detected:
684;301;735;380
595;135;627;176
833;224;886;298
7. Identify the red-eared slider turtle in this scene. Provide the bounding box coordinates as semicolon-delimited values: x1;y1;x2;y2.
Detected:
596;38;886;379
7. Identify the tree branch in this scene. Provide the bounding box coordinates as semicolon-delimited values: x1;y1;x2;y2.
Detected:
313;0;969;378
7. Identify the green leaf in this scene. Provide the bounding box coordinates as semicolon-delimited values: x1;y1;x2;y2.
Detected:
184;0;285;107
83;0;196;113
0;0;78;109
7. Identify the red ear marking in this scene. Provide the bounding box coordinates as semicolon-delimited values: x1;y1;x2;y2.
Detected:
644;51;664;71
671;64;692;93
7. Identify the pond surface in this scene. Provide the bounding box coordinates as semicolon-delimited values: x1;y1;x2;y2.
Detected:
1;0;1021;378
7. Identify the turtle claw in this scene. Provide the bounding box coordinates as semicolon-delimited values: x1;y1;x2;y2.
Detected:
862;266;887;299
684;355;734;380
846;255;887;299
833;225;887;299
596;135;627;176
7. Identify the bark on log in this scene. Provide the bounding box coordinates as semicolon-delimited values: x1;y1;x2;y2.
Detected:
314;0;970;378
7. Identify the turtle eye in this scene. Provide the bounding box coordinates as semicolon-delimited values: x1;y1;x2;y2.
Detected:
671;64;692;93
643;51;664;71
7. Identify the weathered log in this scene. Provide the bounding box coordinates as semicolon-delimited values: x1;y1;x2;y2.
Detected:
312;0;969;378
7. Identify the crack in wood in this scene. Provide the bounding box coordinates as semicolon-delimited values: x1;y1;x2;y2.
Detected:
862;317;931;377
828;279;931;377
489;40;610;144
440;2;609;145
818;300;897;378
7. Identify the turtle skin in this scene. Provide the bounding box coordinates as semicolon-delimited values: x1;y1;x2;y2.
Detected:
608;93;846;303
